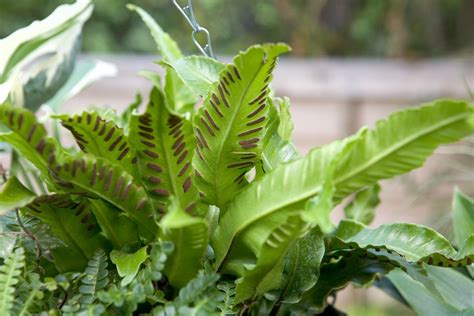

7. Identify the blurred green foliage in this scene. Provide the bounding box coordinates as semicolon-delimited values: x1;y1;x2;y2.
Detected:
0;0;472;57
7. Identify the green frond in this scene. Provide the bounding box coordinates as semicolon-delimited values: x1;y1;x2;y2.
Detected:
0;247;25;316
78;249;109;307
193;44;290;209
129;87;198;214
56;111;139;179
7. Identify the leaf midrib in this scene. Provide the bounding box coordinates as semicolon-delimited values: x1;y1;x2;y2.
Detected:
216;109;470;265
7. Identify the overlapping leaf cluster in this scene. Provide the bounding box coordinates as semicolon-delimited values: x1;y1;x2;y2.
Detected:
0;1;473;315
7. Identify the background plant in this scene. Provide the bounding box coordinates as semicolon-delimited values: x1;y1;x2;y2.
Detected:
0;1;473;315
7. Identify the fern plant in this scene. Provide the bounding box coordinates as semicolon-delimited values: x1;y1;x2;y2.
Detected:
0;1;473;315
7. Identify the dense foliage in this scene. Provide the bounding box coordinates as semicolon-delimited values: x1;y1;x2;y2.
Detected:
0;1;473;315
0;0;472;57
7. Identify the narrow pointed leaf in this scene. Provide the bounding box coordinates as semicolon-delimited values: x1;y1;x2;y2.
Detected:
129;88;198;214
193;44;290;209
0;176;35;215
160;198;209;288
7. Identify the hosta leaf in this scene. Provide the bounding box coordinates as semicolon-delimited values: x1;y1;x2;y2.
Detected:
128;4;196;115
0;0;92;110
344;183;381;225
89;199;139;250
21;195;109;272
334;100;474;200
164;56;225;97
56;111;139;179
0;176;36;215
49;155;157;240
160;198;209;288
280;226;325;304
110;246;148;287
234;215;309;303
193;44;290;209
129;88;198;213
212;100;473;267
0;104;57;179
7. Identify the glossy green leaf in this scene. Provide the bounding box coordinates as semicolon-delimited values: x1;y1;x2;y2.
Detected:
276;97;294;142
22;195;109;272
165;56;225;97
344;184;381;225
110;246;148;287
129;87;198;214
89;199;139;249
193;44;290;209
212;100;473;268
56;111;139;179
452;188;474;247
0;247;25;315
160;198;209;288
280;226;325;304
49;154;157;240
234;215;309;303
0;176;35;215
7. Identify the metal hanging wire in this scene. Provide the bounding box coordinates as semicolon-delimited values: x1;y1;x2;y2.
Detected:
171;0;215;59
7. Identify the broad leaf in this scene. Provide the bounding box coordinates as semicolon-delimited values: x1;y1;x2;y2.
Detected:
344;184;381;225
0;176;36;215
165;56;225;97
193;44;290;209
0;0;93;110
212;100;473;267
129;88;198;213
280;226;325;304
22;195;109;272
160;198;209;288
49;155;157;240
234;215;309;303
57;111;139;179
110;246;148;286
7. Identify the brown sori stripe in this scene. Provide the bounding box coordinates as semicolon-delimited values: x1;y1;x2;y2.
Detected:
114;176;125;197
196;147;204;161
154;188;170;196
204;110;220;131
195;128;209;149
75;204;86;216
109;136;123;151
117;148;129;161
247;103;266;118
178;162;190;177
200;117;215;136
233;65;242;80
264;75;271;84
81;213;91;224
72;160;79;177
185;202;196;213
227;161;254;169
8;111;14;126
86;113;92;124
98;124;107;136
87;224;96;231
118;142;127;151
80;159;87;172
174;142;186;157
172;134;185;150
226;71;235;83
240;138;260;146
28;205;42;213
27;124;37;142
141;140;156;148
131;157;138;164
98;165;106;180
177;149;188;165
249;89;267;105
143;149;159;158
149;176;162;184
169;121;184;136
147;162;163;172
121;182;132;200
234;171;247;183
77;116;83;124
139;116;151;125
212;93;220;105
238;127;263;137
35;139;46;154
218;85;230;107
93;116;101;131
139;125;153;133
209;99;224;117
183;177;192;193
104;169;114;191
17;113;24;129
221;81;230;96
247;116;266;126
139;132;154;140
223;76;230;86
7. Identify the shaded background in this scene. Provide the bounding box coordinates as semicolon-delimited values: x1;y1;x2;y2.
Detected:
1;0;473;57
1;1;473;315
